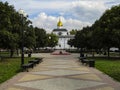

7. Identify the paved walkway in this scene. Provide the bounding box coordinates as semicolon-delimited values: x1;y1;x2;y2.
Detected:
0;53;120;90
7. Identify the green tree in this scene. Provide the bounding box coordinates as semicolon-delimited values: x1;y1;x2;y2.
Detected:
0;1;19;57
69;29;77;35
0;30;18;57
34;27;47;49
72;4;120;58
0;1;35;57
24;25;36;49
47;33;58;48
93;5;120;57
68;39;74;47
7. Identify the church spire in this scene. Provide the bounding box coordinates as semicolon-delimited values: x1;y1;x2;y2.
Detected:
57;17;63;28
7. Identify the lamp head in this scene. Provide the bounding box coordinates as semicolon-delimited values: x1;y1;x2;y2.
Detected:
18;9;28;17
18;9;24;15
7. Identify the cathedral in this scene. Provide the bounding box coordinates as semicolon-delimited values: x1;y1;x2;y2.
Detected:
52;18;74;49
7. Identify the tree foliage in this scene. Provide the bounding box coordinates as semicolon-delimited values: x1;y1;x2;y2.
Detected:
34;27;47;49
72;5;120;57
46;33;58;48
69;29;77;35
0;1;36;57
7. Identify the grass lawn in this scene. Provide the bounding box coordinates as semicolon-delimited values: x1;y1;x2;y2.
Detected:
89;57;120;82
0;57;34;84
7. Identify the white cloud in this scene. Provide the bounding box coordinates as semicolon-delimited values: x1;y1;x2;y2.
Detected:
3;0;119;20
69;0;107;22
32;12;91;33
1;0;120;32
2;0;71;16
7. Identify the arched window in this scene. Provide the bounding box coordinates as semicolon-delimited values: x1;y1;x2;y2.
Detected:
58;32;62;35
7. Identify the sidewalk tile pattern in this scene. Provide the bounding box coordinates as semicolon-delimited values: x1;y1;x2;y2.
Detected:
1;51;119;90
67;73;102;81
32;70;90;76
16;78;105;90
7;88;24;90
19;74;53;82
95;86;114;90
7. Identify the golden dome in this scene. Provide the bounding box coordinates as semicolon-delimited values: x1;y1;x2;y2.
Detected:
57;18;63;27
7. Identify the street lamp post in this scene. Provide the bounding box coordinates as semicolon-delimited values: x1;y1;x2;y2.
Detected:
18;9;27;67
49;36;51;50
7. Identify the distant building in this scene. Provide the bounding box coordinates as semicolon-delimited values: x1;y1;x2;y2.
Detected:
52;18;74;49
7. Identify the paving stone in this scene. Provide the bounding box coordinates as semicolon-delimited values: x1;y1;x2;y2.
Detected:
32;70;90;76
7;87;24;90
41;65;79;68
16;78;105;90
95;86;114;90
67;67;90;71
67;73;102;81
1;53;119;90
31;67;52;72
19;74;53;82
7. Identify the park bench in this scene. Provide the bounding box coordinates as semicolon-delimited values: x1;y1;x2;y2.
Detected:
28;60;39;66
79;57;86;62
28;58;43;66
22;63;34;72
22;58;43;72
35;57;43;63
79;57;95;67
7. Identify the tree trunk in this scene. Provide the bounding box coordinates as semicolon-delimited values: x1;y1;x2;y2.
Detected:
119;48;120;57
92;49;94;57
16;49;19;56
10;49;14;57
80;48;84;57
34;47;37;53
107;47;110;58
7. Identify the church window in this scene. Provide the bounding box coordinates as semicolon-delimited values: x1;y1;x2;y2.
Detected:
58;32;62;36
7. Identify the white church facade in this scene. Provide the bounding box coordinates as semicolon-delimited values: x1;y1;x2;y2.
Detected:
52;18;74;49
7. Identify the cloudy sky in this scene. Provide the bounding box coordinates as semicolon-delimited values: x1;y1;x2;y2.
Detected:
1;0;120;32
